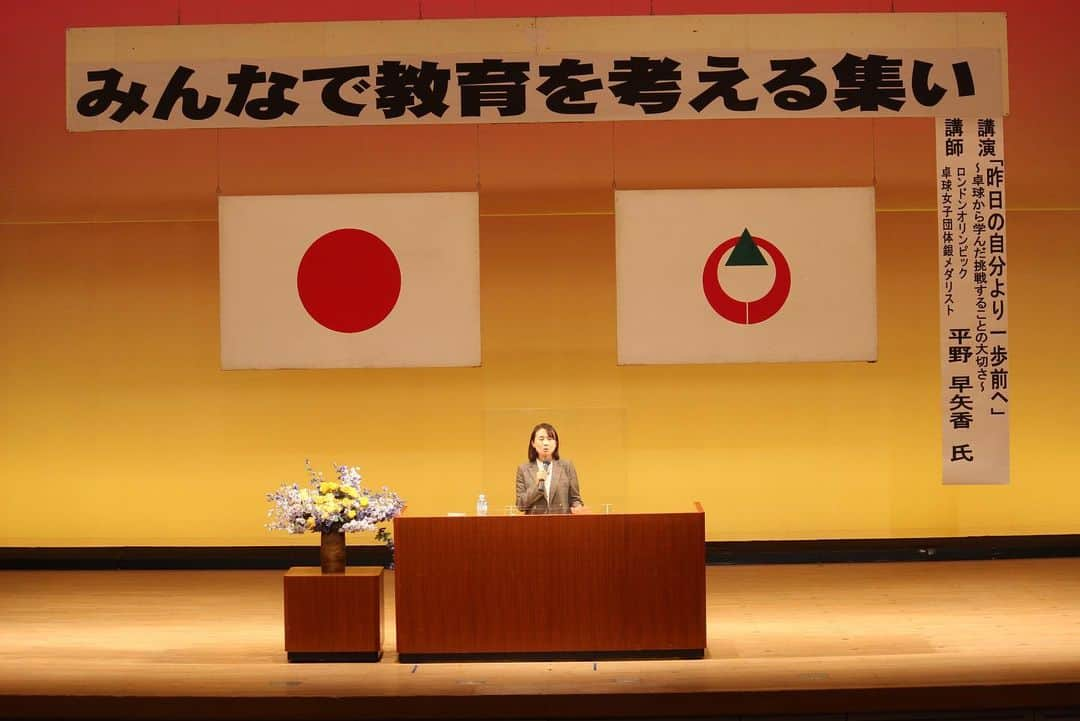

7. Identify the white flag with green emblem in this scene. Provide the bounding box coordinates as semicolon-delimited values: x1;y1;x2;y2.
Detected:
615;187;877;365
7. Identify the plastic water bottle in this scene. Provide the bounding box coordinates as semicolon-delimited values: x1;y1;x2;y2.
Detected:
476;493;488;516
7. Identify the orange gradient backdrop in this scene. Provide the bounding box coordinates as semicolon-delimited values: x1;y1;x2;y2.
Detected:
1;0;1077;545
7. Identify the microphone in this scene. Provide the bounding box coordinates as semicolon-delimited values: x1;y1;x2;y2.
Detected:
539;460;551;492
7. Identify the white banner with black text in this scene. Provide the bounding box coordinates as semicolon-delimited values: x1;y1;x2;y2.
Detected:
935;116;1010;484
66;12;1008;131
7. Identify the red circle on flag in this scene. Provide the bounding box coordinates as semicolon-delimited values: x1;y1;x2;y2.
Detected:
296;228;401;334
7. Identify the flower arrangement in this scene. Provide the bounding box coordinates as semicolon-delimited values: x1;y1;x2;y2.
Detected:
266;461;405;547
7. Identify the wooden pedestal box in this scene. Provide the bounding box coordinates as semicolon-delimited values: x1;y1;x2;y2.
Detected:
283;567;383;662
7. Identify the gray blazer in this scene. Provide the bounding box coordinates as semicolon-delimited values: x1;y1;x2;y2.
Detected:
515;459;583;515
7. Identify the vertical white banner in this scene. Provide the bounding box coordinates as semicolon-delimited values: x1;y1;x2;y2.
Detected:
935;117;1010;484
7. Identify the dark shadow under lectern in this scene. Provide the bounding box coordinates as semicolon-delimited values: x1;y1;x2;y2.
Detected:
393;504;706;661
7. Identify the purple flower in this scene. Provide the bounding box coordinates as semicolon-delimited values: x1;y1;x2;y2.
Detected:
266;461;405;546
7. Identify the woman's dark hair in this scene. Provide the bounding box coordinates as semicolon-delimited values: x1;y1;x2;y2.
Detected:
527;423;560;462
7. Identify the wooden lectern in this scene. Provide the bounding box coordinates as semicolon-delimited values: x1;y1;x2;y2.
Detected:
393;505;705;660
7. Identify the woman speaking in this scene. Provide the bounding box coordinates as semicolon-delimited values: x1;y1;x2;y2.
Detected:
515;423;585;515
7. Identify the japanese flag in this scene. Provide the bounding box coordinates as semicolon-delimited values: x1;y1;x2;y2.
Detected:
616;187;877;365
219;193;480;369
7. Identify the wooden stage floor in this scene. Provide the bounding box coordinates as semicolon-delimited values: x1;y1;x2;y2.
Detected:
1;559;1079;719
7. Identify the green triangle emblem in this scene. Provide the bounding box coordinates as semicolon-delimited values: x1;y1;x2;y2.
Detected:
725;228;768;266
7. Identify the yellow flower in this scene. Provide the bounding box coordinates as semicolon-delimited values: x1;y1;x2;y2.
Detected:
360;496;369;507
305;517;315;529
347;510;357;519
341;486;359;498
319;481;340;494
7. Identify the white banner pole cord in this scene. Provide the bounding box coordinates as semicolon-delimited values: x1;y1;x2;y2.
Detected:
936;116;1010;484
